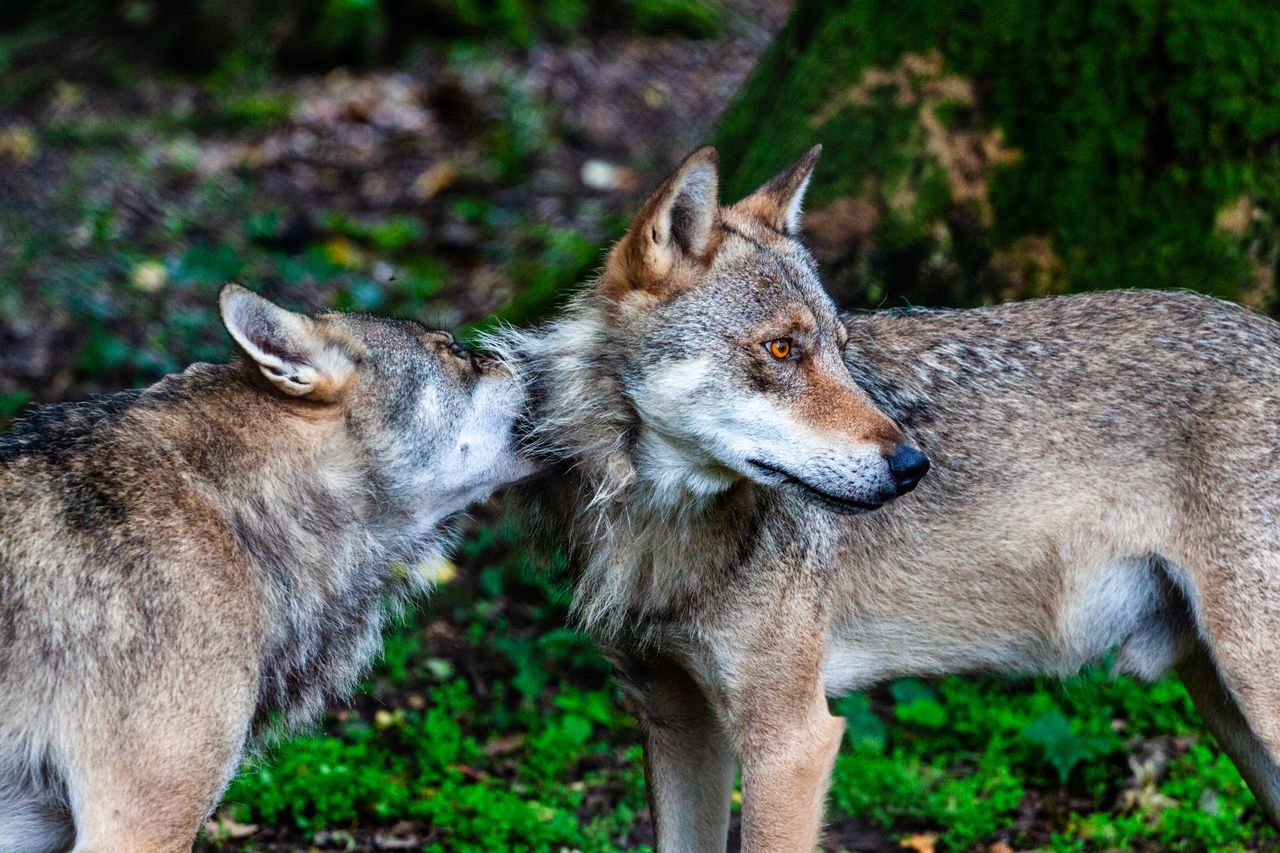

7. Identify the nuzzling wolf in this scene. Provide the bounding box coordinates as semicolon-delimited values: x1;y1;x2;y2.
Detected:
0;285;535;852
494;146;1280;851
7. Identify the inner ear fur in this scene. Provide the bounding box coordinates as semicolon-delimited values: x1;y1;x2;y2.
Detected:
601;146;721;302
218;283;354;404
731;143;822;237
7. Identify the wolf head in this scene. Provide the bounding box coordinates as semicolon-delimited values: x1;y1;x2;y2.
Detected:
533;146;928;513
219;284;535;528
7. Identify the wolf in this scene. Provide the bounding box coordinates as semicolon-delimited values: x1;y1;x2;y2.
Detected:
494;145;1280;851
0;284;535;852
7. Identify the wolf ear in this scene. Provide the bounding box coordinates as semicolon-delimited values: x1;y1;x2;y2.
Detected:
219;284;352;402
735;144;822;236
612;146;719;294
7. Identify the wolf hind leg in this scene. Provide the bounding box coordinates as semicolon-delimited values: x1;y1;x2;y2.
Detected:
1179;543;1280;826
1178;638;1280;824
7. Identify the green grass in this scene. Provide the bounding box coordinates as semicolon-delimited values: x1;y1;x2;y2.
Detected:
830;674;1271;850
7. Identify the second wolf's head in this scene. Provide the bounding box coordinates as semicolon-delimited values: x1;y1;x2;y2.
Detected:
510;147;927;513
220;285;535;533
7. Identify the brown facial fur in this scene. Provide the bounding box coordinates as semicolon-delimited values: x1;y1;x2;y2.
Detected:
792;359;904;450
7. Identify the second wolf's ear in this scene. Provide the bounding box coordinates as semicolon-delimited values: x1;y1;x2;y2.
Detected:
219;284;353;402
610;146;719;296
734;144;822;236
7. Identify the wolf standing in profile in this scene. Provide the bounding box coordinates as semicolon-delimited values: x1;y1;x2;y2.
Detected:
0;285;535;852
498;146;1280;851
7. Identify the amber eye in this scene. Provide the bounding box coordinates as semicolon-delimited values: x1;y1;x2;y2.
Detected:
767;338;792;360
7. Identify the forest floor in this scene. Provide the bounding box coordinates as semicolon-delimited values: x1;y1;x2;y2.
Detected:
0;0;785;403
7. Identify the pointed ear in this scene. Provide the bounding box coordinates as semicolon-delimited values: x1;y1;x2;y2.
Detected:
609;146;719;296
219;284;353;402
734;144;822;236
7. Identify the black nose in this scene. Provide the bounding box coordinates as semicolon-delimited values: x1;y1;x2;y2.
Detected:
887;444;930;495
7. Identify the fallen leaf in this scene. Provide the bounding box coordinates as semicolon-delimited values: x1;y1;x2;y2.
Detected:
375;708;404;729
413;160;458;200
899;832;937;853
203;816;259;840
484;732;526;757
1216;196;1254;236
643;80;671;108
373;828;422;850
313;829;356;851
0;125;37;164
131;260;167;293
416;556;458;585
580;159;639;192
323;236;362;270
450;763;489;783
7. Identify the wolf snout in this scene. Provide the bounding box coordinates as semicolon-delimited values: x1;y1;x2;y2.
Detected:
886;443;930;495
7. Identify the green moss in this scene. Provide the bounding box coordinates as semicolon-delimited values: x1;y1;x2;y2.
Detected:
630;0;722;39
715;0;1280;308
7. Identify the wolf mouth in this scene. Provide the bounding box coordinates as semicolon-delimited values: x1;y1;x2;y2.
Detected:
745;458;884;513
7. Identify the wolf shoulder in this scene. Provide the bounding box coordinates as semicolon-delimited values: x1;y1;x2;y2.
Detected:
0;361;266;612
0;363;254;507
0;364;253;528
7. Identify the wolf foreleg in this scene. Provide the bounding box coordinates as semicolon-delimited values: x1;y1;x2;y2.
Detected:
731;680;843;853
713;595;844;853
618;653;736;853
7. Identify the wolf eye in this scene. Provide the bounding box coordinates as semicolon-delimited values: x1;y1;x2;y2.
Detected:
766;338;792;360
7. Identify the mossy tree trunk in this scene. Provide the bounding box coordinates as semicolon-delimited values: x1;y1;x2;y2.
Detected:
715;0;1280;312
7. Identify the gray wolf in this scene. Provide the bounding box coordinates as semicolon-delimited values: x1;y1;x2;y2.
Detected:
0;285;534;852
495;146;1280;851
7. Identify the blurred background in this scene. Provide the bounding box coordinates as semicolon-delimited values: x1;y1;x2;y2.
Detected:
2;1;1279;850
